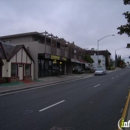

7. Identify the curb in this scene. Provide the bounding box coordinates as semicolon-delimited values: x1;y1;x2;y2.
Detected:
117;90;130;130
0;77;84;95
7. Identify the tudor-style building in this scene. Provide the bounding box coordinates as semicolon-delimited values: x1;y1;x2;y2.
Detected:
0;42;34;83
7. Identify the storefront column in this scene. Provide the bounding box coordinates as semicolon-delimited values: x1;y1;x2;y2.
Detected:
64;62;66;75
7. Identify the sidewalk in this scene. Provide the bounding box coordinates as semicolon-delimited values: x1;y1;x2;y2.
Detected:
0;69;117;94
0;73;93;94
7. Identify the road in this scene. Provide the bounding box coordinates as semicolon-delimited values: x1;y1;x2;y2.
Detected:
0;68;130;130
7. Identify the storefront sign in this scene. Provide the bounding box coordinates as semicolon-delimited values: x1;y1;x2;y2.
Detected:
61;57;67;61
51;55;60;60
53;60;57;64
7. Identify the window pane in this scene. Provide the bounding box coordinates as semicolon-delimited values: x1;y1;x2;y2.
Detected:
25;64;30;76
11;64;17;76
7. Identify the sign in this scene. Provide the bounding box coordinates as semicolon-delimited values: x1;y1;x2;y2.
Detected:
61;57;67;61
118;118;130;130
53;60;57;64
51;55;60;60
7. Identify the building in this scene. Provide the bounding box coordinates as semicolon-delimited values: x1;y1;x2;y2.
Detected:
85;50;111;69
0;31;86;79
0;42;34;83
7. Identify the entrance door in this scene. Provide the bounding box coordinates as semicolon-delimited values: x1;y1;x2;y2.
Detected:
18;64;23;80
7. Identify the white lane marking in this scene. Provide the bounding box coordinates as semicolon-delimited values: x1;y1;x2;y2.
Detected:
121;108;123;113
112;77;114;79
93;84;100;88
39;100;65;112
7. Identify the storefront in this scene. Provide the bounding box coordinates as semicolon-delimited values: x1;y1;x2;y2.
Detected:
38;53;67;77
71;58;86;70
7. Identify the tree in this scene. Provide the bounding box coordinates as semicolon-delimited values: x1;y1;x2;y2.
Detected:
98;59;101;65
117;56;125;67
84;55;94;63
117;0;130;37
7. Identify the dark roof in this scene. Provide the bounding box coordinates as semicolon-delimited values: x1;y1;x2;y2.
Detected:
85;50;111;56
0;43;6;59
0;42;34;62
2;43;16;59
0;57;4;66
0;32;39;39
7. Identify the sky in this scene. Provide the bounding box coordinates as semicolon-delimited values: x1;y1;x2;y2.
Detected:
0;0;130;61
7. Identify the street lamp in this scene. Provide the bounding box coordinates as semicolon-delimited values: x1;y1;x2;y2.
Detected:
115;46;130;68
97;34;115;67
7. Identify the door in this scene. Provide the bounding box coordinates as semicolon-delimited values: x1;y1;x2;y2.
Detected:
18;64;23;80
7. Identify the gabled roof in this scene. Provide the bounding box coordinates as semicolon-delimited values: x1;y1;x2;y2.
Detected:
2;43;16;60
0;43;6;59
0;42;34;62
0;57;4;66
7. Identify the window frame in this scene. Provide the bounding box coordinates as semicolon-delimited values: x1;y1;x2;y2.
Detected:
11;63;18;77
24;64;31;76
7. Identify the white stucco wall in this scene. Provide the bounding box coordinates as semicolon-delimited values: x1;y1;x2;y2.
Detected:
22;49;26;63
91;53;106;70
11;55;16;62
17;49;22;62
2;59;7;77
2;60;11;77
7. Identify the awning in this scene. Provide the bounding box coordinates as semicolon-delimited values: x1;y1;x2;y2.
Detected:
71;59;86;64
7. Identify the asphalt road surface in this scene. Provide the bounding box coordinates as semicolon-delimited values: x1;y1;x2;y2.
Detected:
0;68;130;130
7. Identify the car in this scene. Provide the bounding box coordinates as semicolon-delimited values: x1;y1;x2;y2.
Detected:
73;68;84;74
94;68;106;75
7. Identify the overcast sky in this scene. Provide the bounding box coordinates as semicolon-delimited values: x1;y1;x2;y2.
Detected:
0;0;130;61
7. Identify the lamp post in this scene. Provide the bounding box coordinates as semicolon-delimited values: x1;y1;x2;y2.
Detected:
115;46;129;68
97;34;115;67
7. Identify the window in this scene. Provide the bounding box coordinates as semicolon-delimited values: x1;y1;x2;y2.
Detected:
11;64;17;76
25;64;31;76
57;42;61;48
74;49;77;53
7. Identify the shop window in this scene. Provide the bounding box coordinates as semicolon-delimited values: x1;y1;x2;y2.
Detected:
57;42;61;48
25;64;31;76
11;64;17;76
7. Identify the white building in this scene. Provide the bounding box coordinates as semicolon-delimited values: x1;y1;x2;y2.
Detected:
91;53;106;70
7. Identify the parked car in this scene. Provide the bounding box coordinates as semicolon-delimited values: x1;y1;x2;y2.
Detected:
85;67;95;73
94;68;106;75
73;68;85;74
